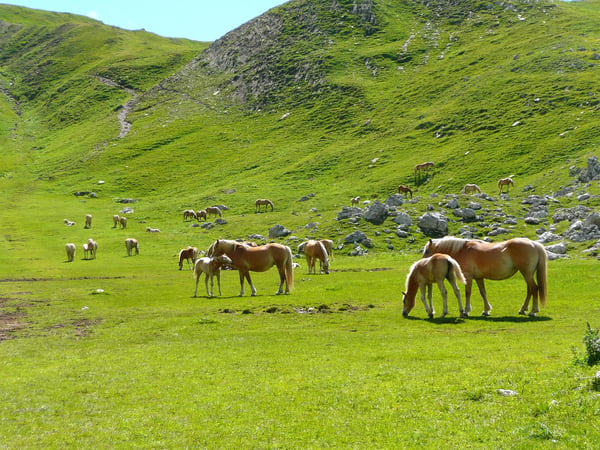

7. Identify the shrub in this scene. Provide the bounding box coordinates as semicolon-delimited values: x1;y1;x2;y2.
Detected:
573;322;600;367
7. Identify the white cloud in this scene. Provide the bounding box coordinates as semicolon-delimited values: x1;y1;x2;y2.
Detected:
87;11;100;20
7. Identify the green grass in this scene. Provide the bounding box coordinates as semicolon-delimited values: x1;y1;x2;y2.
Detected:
2;0;600;447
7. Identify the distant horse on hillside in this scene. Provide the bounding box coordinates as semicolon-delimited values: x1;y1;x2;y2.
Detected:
255;199;274;212
206;206;222;218
119;216;127;229
125;238;139;256
414;161;434;178
462;184;482;195
423;237;547;317
209;239;293;296
351;196;360;206
402;253;466;319
398;184;413;198
84;214;92;229
183;209;198;221
65;243;76;262
497;177;514;193
196;210;207;221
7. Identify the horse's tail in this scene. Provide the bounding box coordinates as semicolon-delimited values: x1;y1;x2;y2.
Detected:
284;245;294;291
535;241;548;306
448;256;466;285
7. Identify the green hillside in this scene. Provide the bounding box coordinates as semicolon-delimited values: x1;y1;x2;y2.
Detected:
1;0;599;256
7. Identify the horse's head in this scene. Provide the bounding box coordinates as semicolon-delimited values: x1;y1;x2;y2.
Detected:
401;291;411;317
422;239;435;258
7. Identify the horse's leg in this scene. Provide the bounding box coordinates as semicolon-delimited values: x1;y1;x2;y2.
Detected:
419;284;431;318
518;272;538;316
463;279;473;317
437;280;448;318
194;273;200;297
426;283;434;318
210;272;215;297
205;273;211;297
450;280;464;317
216;271;222;296
246;272;257;296
306;255;311;274
238;270;245;296
276;263;287;295
475;278;492;316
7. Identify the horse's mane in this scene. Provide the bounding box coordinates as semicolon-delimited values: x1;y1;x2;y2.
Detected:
428;237;469;253
404;260;421;291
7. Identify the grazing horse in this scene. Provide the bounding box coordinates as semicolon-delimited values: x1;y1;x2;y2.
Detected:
402;253;466;318
125;238;139;256
423;237;547;317
206;206;222;218
304;240;330;274
351;196;360;206
298;239;333;260
84;214;92;229
193;255;233;297
255;199;274;212
178;247;198;270
84;239;97;260
209;239;294;296
113;215;120;228
398;185;413;198
65;243;76;262
498;177;514;193
119;216;127;229
196;210;207;221
183;209;198;221
414;161;434;178
462;184;482;195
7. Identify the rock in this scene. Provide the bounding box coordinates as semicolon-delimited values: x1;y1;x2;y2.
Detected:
391;211;413;228
553;205;592;223
497;389;518;397
417;212;448;238
545;242;567;254
385;194;404;207
269;224;291;239
248;233;265;241
524;217;540;225
363;200;388;225
215;218;227;225
537;231;561;244
337;207;363;221
584;212;600;228
344;230;368;244
453;208;477;222
578;156;600;182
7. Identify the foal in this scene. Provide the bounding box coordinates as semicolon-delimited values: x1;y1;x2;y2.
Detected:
193;255;233;297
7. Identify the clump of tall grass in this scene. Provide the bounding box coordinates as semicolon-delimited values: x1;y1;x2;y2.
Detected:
572;322;600;367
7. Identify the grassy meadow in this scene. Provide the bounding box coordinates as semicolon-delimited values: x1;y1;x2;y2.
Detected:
1;0;600;447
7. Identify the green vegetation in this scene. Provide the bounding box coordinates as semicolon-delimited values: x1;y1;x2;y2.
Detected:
1;0;600;447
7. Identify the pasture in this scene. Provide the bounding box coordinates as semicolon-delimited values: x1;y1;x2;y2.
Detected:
1;193;599;448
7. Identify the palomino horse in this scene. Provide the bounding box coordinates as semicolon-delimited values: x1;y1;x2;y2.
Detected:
303;240;330;274
351;196;360;206
298;239;334;260
193;255;233;297
178;247;198;270
462;184;482;195
119;216;127;229
196;210;207;221
209;239;294;296
206;206;222;218
112;215;120;228
65;243;76;262
423;237;547;317
402;253;466;318
398;185;413;198
255;199;274;212
497;177;514;193
414;161;434;177
84;214;92;229
183;209;198;221
84;238;97;260
125;238;139;256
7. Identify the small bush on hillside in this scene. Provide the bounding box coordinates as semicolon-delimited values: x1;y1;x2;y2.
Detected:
572;322;600;367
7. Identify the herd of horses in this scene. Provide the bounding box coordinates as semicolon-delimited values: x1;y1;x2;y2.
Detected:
64;175;548;318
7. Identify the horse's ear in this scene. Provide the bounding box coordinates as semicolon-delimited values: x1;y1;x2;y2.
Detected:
428;239;433;244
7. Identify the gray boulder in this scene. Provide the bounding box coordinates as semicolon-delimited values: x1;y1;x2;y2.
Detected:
269;224;291;239
337;207;363;221
578;156;600;182
344;230;368;244
385;194;404;207
363;200;388;225
418;212;448;238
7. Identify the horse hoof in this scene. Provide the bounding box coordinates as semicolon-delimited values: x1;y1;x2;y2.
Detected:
481;311;490;317
461;312;469;319
528;312;537;317
518;310;527;315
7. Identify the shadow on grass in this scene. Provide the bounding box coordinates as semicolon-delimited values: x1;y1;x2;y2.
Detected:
404;315;552;324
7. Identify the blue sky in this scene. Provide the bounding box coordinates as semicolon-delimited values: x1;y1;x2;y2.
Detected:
5;1;289;41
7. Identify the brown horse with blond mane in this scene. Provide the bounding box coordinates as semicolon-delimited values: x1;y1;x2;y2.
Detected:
255;199;274;212
209;239;293;296
402;253;466;318
423;237;547;317
497;177;514;193
303;240;330;274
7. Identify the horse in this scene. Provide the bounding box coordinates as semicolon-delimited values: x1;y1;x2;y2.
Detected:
146;227;160;233
423;237;547;317
402;253;466;318
84;239;97;260
196;210;207;221
119;216;127;229
183;209;198;221
497;177;514;193
206;206;222;218
255;199;274;212
65;243;76;262
208;239;294;296
304;240;330;274
84;214;92;229
178;247;198;270
193;255;233;297
351;196;360;206
398;185;413;198
462;184;482;195
298;239;333;260
125;238;139;256
64;219;76;226
414;161;434;177
112;215;120;228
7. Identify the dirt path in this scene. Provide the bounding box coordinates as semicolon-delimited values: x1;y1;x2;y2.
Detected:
96;76;137;138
